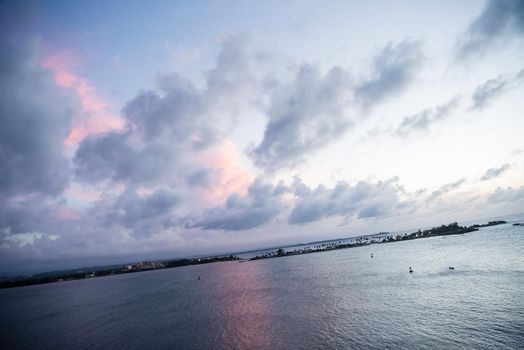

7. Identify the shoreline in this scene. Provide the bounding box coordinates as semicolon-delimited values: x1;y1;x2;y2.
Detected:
249;221;506;261
0;220;508;289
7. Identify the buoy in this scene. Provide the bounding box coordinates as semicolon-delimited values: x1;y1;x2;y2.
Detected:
409;267;413;273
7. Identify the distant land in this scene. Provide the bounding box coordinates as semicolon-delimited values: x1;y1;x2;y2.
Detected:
0;220;512;289
250;221;506;260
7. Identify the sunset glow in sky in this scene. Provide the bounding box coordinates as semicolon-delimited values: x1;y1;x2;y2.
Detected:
1;0;523;273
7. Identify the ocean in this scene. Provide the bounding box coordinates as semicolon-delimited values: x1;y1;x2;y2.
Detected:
1;216;523;349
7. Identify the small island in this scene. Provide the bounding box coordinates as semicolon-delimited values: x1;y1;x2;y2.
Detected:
470;220;507;228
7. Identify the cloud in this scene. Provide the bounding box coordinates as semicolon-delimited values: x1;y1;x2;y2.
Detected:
72;36;274;236
426;178;465;203
0;195;57;238
187;179;286;231
249;64;352;171
68;37;279;242
74;131;176;185
481;163;512;181
455;0;524;60
43;51;123;145
169;174;446;231
0;41;76;199
249;38;425;172
470;69;524;110
91;188;179;238
74;37;261;188
0;39;85;242
205;35;273;98
356;38;424;109
123;74;221;147
73;88;199;187
186;169;212;187
289;178;405;224
512;147;524;156
199;140;254;202
395;97;461;136
488;185;524;204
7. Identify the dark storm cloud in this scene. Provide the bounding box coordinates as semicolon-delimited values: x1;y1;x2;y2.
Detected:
488;185;524;204
455;0;524;60
124;78;203;142
470;69;524;110
249;64;352;171
481;164;511;181
427;179;465;203
289;178;404;225
187;179;286;231
395;97;461;136
355;38;424;110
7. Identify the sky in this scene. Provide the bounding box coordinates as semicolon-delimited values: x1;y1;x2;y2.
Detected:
1;0;523;274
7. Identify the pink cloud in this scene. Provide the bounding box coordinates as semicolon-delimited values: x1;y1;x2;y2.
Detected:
201;140;255;203
42;51;123;145
64;187;102;203
53;208;81;221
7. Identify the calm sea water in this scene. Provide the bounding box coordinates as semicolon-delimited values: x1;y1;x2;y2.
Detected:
1;218;523;349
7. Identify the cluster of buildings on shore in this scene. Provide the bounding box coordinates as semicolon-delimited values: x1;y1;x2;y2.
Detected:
124;260;165;271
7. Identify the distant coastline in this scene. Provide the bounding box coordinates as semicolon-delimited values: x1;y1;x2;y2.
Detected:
249;221;506;260
0;220;510;289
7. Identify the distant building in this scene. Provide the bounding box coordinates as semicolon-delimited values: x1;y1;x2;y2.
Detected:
137;260;156;269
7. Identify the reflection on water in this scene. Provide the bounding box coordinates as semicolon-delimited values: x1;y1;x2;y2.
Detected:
1;217;523;349
209;261;283;349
